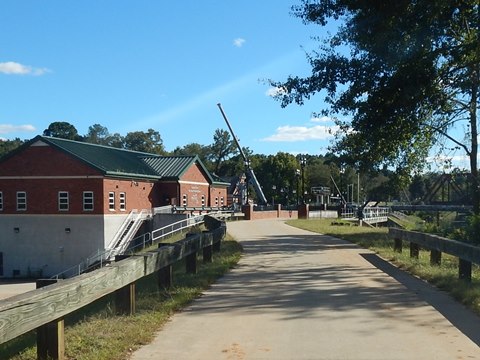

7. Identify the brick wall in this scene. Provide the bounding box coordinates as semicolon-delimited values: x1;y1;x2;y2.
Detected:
0;178;104;214
102;178;155;213
0;144;101;177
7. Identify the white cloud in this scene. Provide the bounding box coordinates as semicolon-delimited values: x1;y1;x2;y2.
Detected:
262;124;340;142
265;86;287;97
0;124;36;134
311;116;332;123
0;61;50;76
233;38;246;48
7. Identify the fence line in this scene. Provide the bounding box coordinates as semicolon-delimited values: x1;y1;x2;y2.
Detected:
0;217;226;359
389;228;480;281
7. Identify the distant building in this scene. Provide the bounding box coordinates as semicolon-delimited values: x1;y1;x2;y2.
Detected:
0;135;228;278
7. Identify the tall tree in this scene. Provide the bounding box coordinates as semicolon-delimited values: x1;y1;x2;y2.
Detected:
85;124;111;145
43;121;81;140
208;129;237;174
123;129;165;154
270;1;480;212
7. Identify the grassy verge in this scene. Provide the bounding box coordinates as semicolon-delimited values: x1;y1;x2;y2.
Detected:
287;218;480;315
0;237;242;360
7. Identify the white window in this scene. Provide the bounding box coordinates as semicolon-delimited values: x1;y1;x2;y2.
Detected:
58;191;69;211
201;195;205;206
182;194;187;206
83;191;94;211
16;192;26;211
0;192;3;211
220;197;224;206
119;192;126;211
109;192;115;210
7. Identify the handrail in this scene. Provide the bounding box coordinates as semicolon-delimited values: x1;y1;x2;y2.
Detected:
50;212;207;279
0;220;226;349
389;228;480;281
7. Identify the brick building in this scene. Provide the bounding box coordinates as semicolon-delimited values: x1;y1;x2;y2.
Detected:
0;135;228;278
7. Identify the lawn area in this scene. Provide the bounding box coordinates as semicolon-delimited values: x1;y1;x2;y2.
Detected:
0;237;242;360
287;218;480;315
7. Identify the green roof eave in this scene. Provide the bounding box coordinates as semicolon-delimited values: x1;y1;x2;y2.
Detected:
104;171;161;180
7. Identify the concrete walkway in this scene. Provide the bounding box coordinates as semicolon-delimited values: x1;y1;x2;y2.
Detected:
131;219;480;360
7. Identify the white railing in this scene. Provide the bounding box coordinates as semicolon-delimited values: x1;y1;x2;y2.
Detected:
50;213;209;279
341;206;390;223
106;209;151;260
151;214;205;243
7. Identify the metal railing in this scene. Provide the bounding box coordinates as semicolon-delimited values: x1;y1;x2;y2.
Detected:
341;206;390;223
50;213;209;279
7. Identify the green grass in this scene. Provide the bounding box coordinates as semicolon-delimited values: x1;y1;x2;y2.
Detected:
0;237;242;360
287;218;480;315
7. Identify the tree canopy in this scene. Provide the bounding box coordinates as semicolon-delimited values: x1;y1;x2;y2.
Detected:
270;0;479;211
43;121;81;140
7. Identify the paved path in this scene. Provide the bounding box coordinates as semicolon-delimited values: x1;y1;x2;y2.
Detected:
0;280;36;300
131;219;480;360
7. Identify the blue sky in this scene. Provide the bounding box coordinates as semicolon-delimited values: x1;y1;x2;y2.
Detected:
0;0;339;156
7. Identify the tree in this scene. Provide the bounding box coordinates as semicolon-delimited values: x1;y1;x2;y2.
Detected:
43;121;81;140
85;124;111;145
123;129;165;154
270;1;480;213
0;138;24;158
208;129;237;174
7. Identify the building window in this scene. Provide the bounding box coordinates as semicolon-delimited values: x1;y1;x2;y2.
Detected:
182;194;187;206
109;192;115;211
201;195;205;206
119;192;126;211
215;197;218;206
220;197;224;206
0;192;3;211
16;192;27;211
58;191;69;211
83;191;94;211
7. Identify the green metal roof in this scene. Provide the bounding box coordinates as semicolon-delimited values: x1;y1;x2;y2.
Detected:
40;136;160;179
142;155;197;179
20;136;216;182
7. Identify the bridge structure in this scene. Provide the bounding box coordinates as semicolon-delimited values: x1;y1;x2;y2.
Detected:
341;206;390;225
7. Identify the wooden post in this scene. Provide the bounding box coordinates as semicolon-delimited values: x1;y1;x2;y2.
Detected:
115;283;136;315
203;245;213;263
409;242;419;259
430;250;442;266
186;252;197;274
114;255;136;315
158;265;173;288
459;259;472;282
36;279;65;360
394;238;402;253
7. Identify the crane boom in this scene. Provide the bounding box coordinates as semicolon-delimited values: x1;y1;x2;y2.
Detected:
217;103;268;205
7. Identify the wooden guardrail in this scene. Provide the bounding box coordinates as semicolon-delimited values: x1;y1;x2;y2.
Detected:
0;219;226;360
389;228;480;282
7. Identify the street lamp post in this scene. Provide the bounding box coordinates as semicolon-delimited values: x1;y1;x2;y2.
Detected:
300;156;307;204
295;169;300;205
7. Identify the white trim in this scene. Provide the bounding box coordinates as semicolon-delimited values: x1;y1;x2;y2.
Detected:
58;191;69;211
16;191;27;211
31;140;49;147
83;191;94;211
119;192;126;211
178;180;209;186
0;175;104;180
108;191;115;211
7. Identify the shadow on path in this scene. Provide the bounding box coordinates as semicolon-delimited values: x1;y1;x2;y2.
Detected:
362;252;480;346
